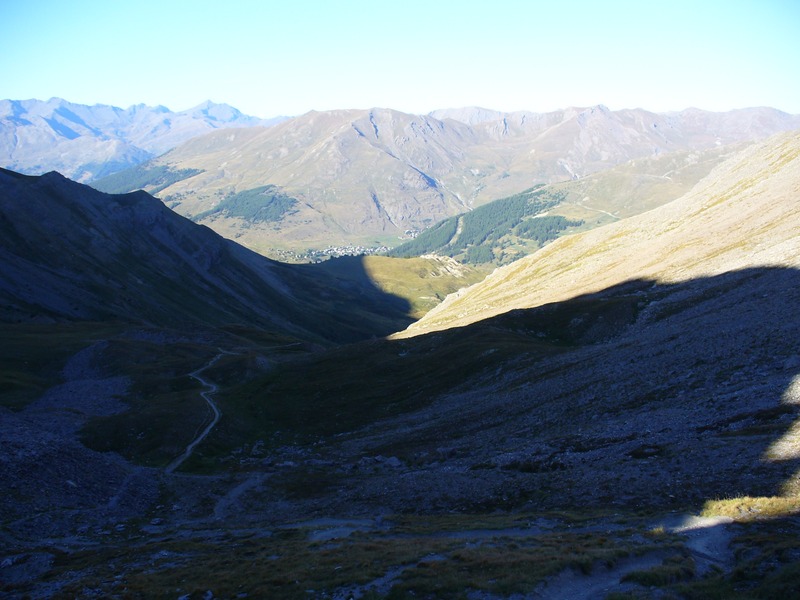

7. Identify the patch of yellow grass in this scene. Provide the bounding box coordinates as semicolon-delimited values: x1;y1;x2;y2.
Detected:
701;495;800;521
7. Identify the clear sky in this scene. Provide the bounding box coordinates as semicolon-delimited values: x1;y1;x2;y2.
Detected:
2;0;798;118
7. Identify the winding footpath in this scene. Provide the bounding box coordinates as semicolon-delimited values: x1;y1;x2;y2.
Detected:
165;352;228;473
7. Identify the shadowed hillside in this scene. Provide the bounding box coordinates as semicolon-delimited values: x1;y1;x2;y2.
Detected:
199;266;800;515
0;167;412;343
5;266;797;597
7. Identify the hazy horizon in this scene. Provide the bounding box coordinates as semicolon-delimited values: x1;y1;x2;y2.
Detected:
2;0;799;118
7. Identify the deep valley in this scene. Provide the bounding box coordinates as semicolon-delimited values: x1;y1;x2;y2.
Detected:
1;108;800;599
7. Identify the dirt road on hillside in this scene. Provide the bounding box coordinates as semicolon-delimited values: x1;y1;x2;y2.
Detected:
165;353;227;473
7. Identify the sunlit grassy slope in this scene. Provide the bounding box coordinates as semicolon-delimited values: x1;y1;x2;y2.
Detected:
398;131;800;337
314;254;489;318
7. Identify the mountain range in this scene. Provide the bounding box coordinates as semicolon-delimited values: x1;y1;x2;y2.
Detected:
3;102;800;597
92;105;800;256
0;98;284;182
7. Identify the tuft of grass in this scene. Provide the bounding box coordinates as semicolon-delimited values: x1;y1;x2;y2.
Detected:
647;525;667;536
702;496;800;521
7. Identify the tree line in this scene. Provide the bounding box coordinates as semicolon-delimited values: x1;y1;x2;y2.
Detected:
193;185;298;223
92;164;203;196
388;185;581;264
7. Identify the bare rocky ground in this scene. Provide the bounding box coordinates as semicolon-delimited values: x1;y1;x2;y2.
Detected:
3;267;800;598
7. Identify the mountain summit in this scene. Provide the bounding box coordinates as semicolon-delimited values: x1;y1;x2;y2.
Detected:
0;98;284;182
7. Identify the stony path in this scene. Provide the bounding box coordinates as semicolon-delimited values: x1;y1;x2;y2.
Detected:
165;353;226;473
663;514;735;575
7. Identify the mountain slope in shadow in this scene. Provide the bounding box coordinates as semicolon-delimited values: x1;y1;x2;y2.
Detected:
3;264;798;598
0;167;411;343
223;266;800;518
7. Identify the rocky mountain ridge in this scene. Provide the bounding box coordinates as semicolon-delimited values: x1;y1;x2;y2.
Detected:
101;105;800;254
0;167;410;343
0;97;284;182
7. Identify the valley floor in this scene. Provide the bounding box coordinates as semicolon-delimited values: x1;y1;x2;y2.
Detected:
4;263;800;598
3;279;800;598
3;452;799;599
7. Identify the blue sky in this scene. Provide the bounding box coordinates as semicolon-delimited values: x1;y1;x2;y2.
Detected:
2;0;798;117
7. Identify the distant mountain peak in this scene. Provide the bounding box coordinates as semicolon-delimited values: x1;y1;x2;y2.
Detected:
428;106;507;125
182;100;246;122
0;98;284;182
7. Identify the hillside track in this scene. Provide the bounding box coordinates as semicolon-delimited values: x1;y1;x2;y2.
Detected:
165;351;233;473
